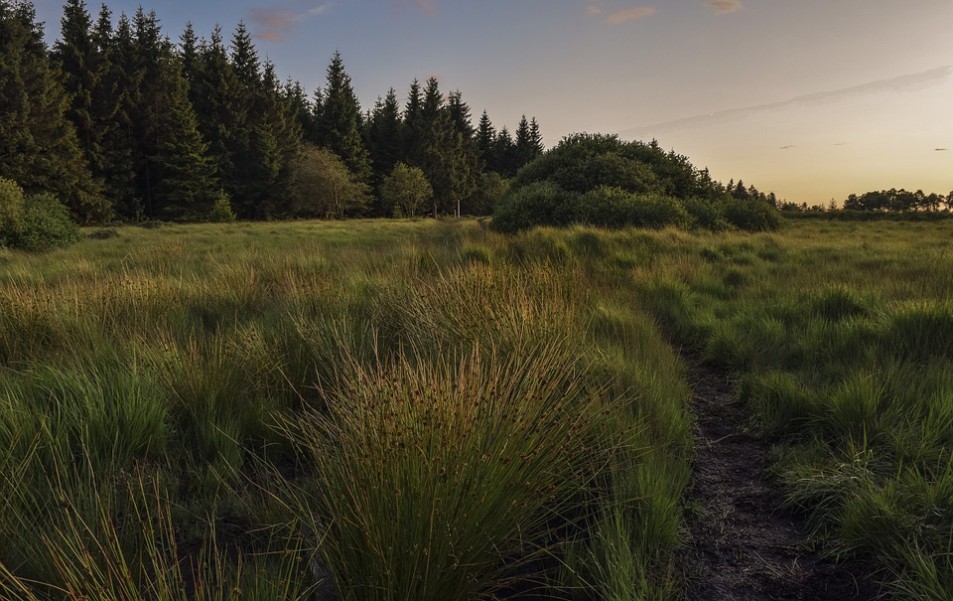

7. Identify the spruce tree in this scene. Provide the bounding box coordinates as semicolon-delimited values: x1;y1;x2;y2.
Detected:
365;88;403;209
475;110;496;171
0;0;109;222
401;79;424;166
446;91;474;139
493;127;517;177
179;22;199;96
529;117;544;156
51;0;100;176
514;114;535;168
100;11;141;217
314;51;371;183
151;59;220;220
191;25;241;192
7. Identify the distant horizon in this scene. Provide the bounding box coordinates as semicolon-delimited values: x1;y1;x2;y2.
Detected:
31;0;953;205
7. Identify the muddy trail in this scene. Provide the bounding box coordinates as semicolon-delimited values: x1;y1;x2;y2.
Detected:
682;359;883;601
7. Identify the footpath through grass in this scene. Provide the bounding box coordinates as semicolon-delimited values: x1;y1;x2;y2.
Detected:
0;219;691;600
632;219;953;599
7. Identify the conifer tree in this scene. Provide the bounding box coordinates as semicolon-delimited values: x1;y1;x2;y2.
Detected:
51;0;100;175
191;25;241;191
446;91;474;139
514;114;535;168
314;51;371;183
476;110;495;168
101;11;142;217
152;60;220;220
401;79;424;166
179;22;199;95
365;88;403;209
0;0;109;222
493;127;517;177
529;117;544;156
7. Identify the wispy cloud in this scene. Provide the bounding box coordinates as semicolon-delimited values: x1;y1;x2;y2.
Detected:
250;3;330;41
395;0;437;16
606;6;656;24
622;66;953;137
587;5;604;15
706;0;743;14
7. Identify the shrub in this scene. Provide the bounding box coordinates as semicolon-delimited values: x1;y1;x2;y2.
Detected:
15;193;80;252
207;191;236;223
380;163;432;218
578;186;636;227
491;182;581;233
630;193;691;229
721;198;782;231
683;197;729;230
0;177;24;246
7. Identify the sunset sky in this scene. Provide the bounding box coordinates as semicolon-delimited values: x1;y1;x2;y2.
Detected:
33;0;953;205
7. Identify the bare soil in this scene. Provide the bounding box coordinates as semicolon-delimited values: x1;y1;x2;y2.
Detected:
682;359;885;601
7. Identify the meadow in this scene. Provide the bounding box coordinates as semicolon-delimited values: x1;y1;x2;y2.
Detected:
0;218;951;599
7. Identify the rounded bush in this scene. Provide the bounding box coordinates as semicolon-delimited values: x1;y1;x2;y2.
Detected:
491;182;581;233
630;193;691;229
722;198;782;231
17;193;81;251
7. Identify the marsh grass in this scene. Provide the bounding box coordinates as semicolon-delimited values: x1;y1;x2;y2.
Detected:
632;219;953;596
0;219;692;599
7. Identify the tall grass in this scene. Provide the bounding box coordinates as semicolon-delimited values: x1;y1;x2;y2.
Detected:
0;219;693;599
631;219;953;597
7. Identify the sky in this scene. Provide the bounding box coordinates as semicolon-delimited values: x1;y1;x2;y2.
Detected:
32;0;953;205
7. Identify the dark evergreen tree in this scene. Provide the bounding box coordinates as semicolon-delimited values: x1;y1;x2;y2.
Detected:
178;21;199;96
98;10;140;216
446;90;474;139
313;51;371;183
529;117;544;156
492;126;517;177
475;110;495;168
51;0;100;176
365;88;403;211
0;0;109;222
191;25;240;191
401;79;424;166
152;60;220;220
514;115;535;167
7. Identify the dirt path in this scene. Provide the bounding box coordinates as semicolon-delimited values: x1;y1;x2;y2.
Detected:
683;359;883;601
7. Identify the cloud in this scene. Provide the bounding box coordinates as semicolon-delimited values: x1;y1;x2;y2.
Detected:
622;65;953;137
395;0;437;16
779;145;795;150
250;3;330;41
587;5;604;15
936;148;949;152
706;0;743;14
606;7;656;24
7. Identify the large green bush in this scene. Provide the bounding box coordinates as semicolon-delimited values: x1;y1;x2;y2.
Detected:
722;198;781;231
16;193;81;251
491;182;581;233
577;187;690;229
494;133;781;233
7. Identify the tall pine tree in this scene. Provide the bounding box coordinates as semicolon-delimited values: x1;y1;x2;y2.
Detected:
0;0;108;222
313;51;371;183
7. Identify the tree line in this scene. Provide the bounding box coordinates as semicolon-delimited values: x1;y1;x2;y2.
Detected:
0;0;545;224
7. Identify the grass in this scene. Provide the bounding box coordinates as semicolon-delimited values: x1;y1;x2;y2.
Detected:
0;218;691;599
628;219;953;598
4;216;950;598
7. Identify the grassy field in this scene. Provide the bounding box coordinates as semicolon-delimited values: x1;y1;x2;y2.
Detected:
0;218;951;599
0;219;691;600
